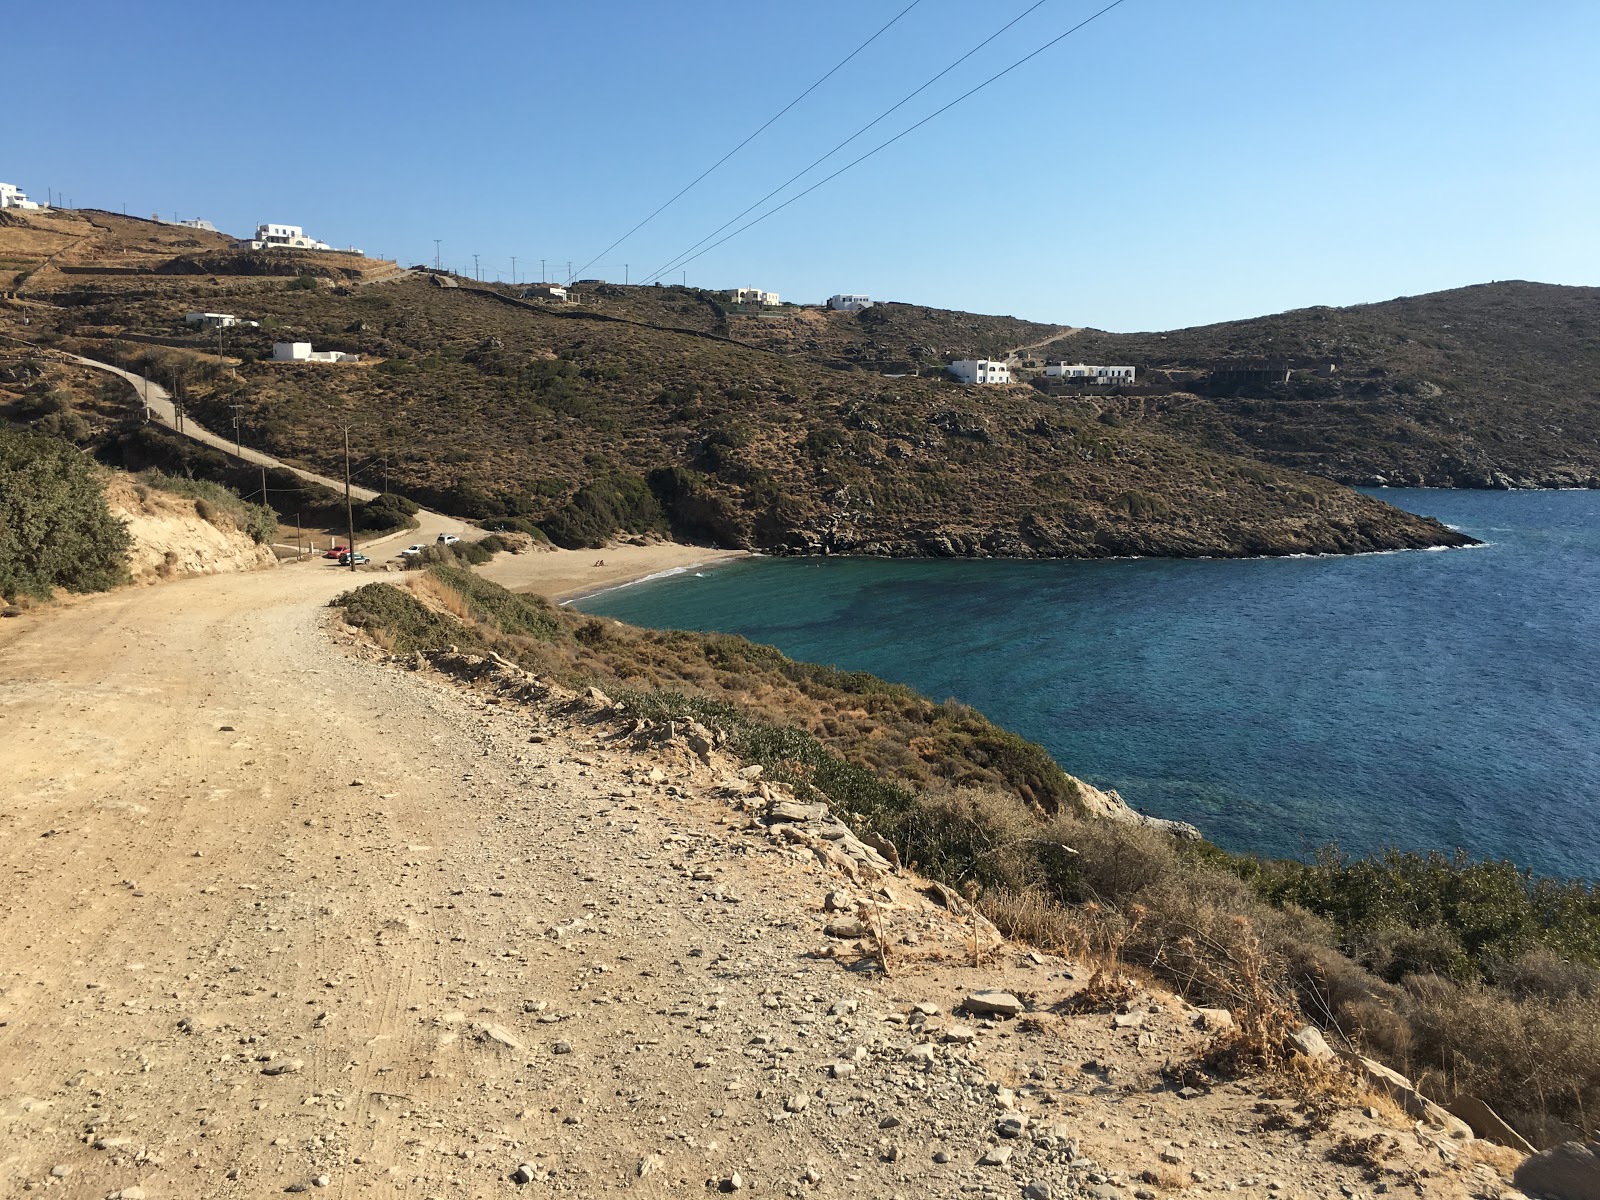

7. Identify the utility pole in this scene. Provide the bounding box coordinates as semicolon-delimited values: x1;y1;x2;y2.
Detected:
510;256;517;285
540;258;546;283
343;426;357;572
259;464;269;507
141;372;150;422
433;239;442;271
228;404;246;459
566;260;573;283
296;510;303;559
625;264;629;286
473;253;480;281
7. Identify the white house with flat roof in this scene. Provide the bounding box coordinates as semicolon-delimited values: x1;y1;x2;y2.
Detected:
250;223;330;251
524;283;568;301
827;293;873;311
949;359;1010;385
185;312;259;329
733;287;779;306
247;222;362;255
0;183;41;210
272;341;360;363
1045;362;1136;384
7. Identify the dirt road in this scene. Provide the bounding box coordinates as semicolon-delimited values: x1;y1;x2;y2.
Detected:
0;566;1515;1198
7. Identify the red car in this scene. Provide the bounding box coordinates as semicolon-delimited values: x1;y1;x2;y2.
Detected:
322;546;349;559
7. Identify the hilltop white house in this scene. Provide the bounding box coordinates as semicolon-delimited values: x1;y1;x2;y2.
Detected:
272;342;360;364
0;183;41;210
185;312;260;329
827;294;873;312
247;223;362;255
733;287;780;306
949;359;1010;385
524;283;568;301
1044;362;1136;384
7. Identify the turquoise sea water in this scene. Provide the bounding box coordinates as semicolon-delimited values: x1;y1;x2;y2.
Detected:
577;491;1600;880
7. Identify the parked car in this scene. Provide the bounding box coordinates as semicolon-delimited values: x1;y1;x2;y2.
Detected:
400;544;426;556
322;546;349;559
337;552;370;566
436;533;460;545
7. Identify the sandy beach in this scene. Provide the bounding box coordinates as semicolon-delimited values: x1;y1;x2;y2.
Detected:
475;539;749;602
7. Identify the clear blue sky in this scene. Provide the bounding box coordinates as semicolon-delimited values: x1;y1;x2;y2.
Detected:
4;0;1595;330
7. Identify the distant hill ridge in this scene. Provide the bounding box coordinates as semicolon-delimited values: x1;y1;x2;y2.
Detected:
8;209;1586;561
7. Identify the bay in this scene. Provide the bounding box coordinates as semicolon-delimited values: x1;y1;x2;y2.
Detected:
576;490;1600;880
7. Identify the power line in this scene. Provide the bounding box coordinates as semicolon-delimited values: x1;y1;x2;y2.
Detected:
566;0;925;284
647;0;1057;284
648;0;1132;281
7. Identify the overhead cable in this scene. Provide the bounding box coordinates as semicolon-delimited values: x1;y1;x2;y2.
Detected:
566;0;925;284
645;0;1056;284
648;0;1131;280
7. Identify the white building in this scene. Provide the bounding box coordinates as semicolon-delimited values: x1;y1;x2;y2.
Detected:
272;341;360;364
0;183;41;210
827;294;873;312
246;222;362;255
1044;362;1136;384
949;359;1010;385
249;223;330;251
176;217;217;232
185;311;259;329
524;283;568;301
733;287;779;306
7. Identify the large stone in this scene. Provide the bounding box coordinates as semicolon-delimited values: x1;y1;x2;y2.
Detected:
1448;1095;1535;1153
963;990;1025;1018
1515;1141;1600;1200
1288;1025;1334;1061
1349;1056;1473;1140
768;800;829;824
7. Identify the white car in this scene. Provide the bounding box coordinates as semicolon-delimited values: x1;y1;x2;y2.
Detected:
436;533;461;545
400;544;426;556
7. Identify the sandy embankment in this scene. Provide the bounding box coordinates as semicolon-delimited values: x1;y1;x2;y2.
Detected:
474;538;749;602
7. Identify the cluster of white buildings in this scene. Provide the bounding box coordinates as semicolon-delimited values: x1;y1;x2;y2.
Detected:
246;222;363;256
272;341;359;364
1044;362;1137;384
947;359;1138;387
0;182;42;210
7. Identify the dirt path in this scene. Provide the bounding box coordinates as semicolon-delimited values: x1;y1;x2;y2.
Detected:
58;352;472;550
0;568;1518;1199
1007;326;1080;364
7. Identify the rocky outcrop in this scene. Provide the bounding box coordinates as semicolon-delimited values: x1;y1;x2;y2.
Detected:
1514;1141;1600;1200
1075;779;1202;840
104;475;277;584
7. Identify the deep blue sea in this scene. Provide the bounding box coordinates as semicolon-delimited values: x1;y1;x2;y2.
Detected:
577;491;1600;880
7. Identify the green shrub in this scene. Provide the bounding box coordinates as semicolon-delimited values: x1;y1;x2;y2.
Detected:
1249;848;1600;984
428;564;559;639
354;491;420;534
540;472;667;549
333;582;487;654
0;427;131;601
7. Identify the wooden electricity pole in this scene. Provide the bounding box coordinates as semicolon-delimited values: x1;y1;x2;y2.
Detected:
343;426;357;571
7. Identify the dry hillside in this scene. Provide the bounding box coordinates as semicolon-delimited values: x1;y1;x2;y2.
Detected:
0;210;1469;560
